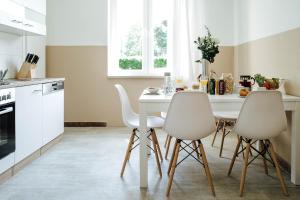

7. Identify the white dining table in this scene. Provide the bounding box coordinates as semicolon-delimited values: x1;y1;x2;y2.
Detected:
138;90;300;188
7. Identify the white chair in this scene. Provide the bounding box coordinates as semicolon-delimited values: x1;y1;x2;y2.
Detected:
227;91;288;197
212;111;239;157
162;112;199;160
163;92;216;196
115;84;164;177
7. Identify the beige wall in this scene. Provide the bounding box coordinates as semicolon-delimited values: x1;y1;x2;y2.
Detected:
234;27;300;163
46;46;234;126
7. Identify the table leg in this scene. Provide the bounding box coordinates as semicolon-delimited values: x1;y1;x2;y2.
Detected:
291;103;300;185
139;109;148;188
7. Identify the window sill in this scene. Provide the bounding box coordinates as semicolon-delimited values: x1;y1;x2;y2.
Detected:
107;74;164;79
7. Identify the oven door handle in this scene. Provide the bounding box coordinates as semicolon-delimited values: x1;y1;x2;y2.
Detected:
0;107;13;115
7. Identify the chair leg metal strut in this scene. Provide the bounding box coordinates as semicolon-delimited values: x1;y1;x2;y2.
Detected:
166;139;215;197
227;136;288;197
120;128;163;177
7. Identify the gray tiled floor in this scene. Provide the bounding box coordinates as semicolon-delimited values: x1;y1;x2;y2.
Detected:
0;127;299;200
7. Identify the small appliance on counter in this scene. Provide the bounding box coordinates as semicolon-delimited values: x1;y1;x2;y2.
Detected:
16;53;40;80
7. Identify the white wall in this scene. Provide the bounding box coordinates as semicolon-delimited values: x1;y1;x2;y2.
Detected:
235;0;300;45
0;33;23;78
47;0;235;46
200;0;235;46
47;0;108;46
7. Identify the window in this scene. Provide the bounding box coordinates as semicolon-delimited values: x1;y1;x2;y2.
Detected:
108;0;171;77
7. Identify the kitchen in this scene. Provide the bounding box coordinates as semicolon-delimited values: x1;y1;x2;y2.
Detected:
1;0;300;199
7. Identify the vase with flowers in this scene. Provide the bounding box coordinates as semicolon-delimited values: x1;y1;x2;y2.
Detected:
194;26;220;79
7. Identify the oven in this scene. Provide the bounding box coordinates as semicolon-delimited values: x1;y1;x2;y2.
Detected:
0;88;15;160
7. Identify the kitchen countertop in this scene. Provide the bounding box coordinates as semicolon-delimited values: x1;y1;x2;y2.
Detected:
0;78;65;90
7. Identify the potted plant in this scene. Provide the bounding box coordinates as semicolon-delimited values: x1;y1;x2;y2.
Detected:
194;26;220;78
254;74;266;91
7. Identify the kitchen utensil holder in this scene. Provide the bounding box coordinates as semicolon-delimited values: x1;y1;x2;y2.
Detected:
16;62;37;80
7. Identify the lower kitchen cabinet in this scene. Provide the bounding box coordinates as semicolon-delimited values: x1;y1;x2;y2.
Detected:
42;89;64;145
15;84;43;163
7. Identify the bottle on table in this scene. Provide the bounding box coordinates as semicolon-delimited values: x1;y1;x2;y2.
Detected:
163;72;173;95
219;79;225;95
209;79;216;95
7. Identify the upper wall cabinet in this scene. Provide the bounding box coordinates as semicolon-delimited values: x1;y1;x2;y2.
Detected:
25;0;46;16
0;0;46;36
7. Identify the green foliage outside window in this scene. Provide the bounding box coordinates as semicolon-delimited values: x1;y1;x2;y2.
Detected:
119;58;142;70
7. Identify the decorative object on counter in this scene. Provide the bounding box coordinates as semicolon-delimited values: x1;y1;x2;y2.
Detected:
194;26;220;77
239;75;255;91
222;73;234;94
17;53;39;80
0;69;9;85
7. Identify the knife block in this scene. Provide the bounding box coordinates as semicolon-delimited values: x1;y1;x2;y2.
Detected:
16;62;37;80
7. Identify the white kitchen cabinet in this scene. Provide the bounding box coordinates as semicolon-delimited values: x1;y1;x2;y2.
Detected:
23;7;46;36
42;89;64;145
24;0;46;15
0;153;14;174
0;0;46;36
15;84;43;163
0;0;25;35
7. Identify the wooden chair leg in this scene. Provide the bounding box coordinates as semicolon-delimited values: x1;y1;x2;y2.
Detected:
164;135;170;148
211;120;220;146
198;140;215;196
168;140;177;175
260;140;268;175
152;129;163;162
219;121;226;157
240;139;245;159
166;140;180;197
239;141;251;197
192;141;200;159
165;136;172;160
120;129;136;177
228;136;242;176
127;129;137;161
151;132;162;177
267;140;289;196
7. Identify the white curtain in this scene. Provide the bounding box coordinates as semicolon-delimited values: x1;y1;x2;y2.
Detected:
168;0;203;83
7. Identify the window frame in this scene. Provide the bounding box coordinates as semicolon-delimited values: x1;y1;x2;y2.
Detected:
108;0;171;77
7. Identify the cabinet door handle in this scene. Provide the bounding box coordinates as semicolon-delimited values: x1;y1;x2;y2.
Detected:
11;19;22;24
32;89;42;94
24;23;34;27
0;107;13;116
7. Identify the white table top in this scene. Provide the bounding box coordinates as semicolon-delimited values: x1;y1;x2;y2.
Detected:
139;90;300;103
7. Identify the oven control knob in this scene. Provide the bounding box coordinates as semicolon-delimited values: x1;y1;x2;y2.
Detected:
2;95;6;100
7;93;11;99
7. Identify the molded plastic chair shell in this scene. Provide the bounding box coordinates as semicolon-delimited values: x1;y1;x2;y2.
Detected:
163;92;216;141
115;84;164;129
233;91;287;140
